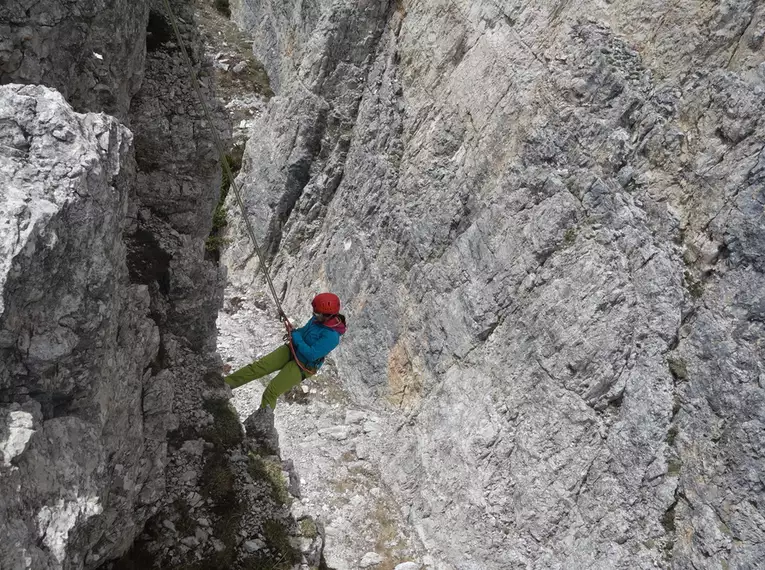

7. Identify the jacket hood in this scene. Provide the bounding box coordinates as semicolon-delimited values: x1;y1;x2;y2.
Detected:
322;314;347;335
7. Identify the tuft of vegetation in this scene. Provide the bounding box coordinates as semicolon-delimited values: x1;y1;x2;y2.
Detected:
205;235;233;253
174;499;197;536
563;226;577;247
239;519;301;570
248;453;292;506
299;517;318;539
667;458;682;476
213;0;231;18
201;451;236;503
683;270;704;299
263;519;302;565
203;398;244;449
666;424;679;447
192;451;247;570
667;356;688;381
205;145;245;259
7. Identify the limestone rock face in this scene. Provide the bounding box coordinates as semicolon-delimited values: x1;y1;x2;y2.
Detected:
0;84;162;569
0;0;151;119
0;1;228;568
230;0;765;568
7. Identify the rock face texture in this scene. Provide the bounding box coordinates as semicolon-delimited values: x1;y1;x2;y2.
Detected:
3;1;326;568
228;0;765;568
0;83;156;570
0;0;150;119
0;1;243;568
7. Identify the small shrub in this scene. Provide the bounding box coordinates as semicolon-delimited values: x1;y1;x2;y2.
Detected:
299;517;318;539
201;452;235;503
667;357;688;381
214;0;231;18
174;499;197;536
263;519;301;565
248;453;291;506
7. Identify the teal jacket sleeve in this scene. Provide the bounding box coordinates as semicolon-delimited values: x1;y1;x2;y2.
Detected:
291;328;340;363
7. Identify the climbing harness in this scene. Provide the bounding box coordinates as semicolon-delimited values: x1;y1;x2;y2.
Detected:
160;0;315;375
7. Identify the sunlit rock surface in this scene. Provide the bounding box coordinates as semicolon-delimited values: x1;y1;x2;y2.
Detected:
226;1;765;568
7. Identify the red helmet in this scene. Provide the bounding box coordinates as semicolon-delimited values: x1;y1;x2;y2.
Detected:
312;292;341;315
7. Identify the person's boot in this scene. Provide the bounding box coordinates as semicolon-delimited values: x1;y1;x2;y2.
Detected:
244;405;279;456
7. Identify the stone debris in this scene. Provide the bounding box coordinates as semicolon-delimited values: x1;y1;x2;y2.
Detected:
222;296;423;568
360;551;384;567
395;563;423;570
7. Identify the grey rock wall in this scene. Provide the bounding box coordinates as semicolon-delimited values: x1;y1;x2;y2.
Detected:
0;83;162;569
0;0;150;119
0;0;231;568
229;0;765;568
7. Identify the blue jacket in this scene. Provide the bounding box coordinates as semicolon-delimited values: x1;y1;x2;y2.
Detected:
290;316;345;370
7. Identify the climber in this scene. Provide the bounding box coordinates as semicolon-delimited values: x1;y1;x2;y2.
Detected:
224;292;347;410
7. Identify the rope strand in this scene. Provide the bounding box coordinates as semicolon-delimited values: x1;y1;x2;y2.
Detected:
160;0;285;318
161;0;318;377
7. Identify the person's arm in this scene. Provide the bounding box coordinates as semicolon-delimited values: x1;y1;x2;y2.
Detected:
291;329;339;362
294;318;313;335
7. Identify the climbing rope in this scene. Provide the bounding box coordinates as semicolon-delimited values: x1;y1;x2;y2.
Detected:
160;0;315;375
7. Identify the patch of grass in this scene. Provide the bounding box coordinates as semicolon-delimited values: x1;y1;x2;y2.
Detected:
666;424;679;447
213;0;231;18
667;458;682;476
237;519;303;570
201;451;236;503
174;499;196;536
660;499;677;560
683;270;704;299
191;469;247;570
661;503;676;534
341;450;356;462
667;356;688;381
205;235;233;253
263;519;301;566
206;145;245;259
563;226;577;247
374;504;398;552
248;453;292;506
299;517;318;539
240;553;296;570
203;398;243;449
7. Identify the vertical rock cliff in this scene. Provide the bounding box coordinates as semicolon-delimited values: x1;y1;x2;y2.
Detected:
2;1;325;568
226;0;765;568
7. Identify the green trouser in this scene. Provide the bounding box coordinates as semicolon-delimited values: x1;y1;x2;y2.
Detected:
224;345;312;409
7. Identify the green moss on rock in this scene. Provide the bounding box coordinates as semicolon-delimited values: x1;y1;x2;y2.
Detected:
248;453;291;506
299;516;318;539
